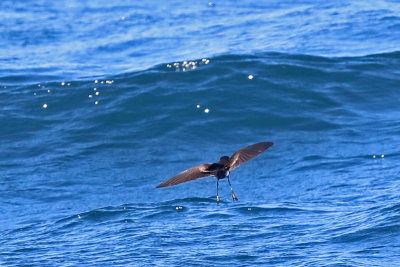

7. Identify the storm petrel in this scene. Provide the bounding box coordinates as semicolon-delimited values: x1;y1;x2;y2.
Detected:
156;142;273;203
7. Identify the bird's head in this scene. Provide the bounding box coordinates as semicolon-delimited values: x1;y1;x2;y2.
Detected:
218;156;230;166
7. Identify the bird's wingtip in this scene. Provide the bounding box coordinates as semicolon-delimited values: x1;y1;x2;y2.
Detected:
261;141;274;147
156;182;170;188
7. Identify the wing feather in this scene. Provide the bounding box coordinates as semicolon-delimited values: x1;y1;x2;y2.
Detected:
156;163;213;188
229;142;273;171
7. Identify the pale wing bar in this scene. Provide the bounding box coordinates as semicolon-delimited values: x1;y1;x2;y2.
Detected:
229;142;273;171
156;163;213;188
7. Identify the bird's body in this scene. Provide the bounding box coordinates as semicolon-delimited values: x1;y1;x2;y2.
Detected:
203;157;230;179
156;142;273;203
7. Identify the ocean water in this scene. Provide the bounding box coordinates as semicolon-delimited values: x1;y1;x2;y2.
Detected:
1;0;400;266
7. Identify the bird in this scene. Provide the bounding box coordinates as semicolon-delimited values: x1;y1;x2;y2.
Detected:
156;142;273;203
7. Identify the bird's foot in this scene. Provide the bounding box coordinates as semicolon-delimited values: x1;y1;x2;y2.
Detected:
232;192;238;201
216;195;220;204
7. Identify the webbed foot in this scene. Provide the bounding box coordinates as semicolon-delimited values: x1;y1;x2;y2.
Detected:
232;192;238;201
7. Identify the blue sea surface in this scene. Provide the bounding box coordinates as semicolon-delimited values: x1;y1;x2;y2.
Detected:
1;0;400;266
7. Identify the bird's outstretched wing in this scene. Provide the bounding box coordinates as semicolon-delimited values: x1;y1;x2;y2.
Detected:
156;163;213;188
229;142;273;171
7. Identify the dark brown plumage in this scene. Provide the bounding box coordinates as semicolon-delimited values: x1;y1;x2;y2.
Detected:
156;142;273;203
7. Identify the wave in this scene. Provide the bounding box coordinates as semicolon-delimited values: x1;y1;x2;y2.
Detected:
1;51;399;184
2;50;400;85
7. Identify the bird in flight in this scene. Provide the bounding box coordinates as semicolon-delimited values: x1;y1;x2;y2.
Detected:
156;142;273;203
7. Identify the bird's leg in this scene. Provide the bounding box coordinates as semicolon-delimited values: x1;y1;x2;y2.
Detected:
227;176;238;201
216;179;220;204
